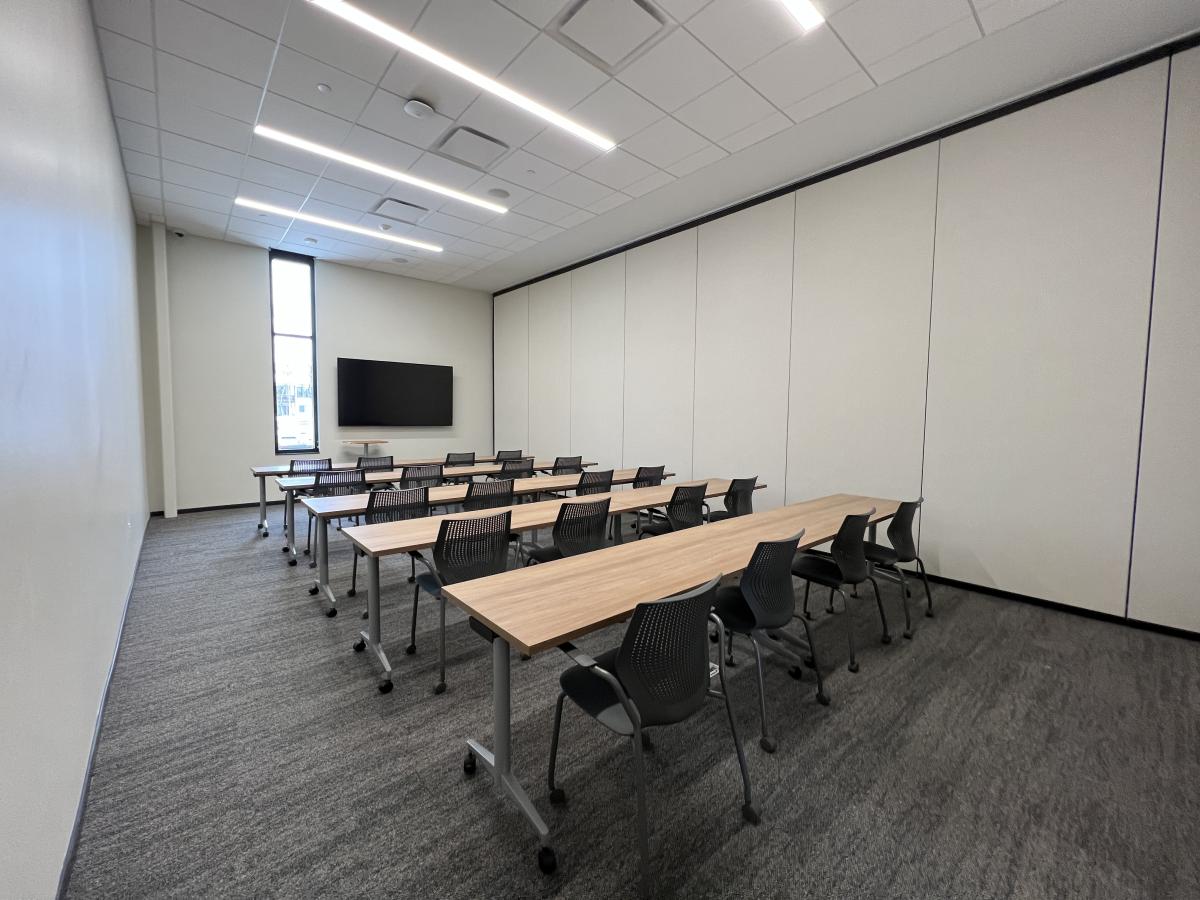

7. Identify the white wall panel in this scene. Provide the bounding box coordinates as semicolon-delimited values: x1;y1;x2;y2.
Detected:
493;287;529;454
1128;48;1200;632
570;256;626;470
787;144;937;512
922;63;1167;614
623;230;698;480
527;274;572;457
694;196;795;509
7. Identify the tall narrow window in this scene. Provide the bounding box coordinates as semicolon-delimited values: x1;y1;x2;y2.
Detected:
269;251;318;453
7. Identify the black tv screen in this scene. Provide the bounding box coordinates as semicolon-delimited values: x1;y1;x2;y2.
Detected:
337;357;452;426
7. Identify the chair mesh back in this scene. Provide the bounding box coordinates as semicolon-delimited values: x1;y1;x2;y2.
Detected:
495;450;524;461
886;500;922;563
311;468;366;496
553;498;610;557
633;466;665;490
364;487;428;525
666;483;708;530
499;458;534;479
445;452;475;467
464;479;514;511
399;464;442;490
551;456;583;476
615;577;720;728
432;511;512;585
289;458;332;473
740;533;803;630
576;469;614;496
722;477;758;518
831;510;875;584
357;456;394;471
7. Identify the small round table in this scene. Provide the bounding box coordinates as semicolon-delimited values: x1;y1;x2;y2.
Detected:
343;439;390;458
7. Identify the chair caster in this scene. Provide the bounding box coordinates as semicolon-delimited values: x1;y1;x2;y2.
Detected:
407;576;415;584
881;634;892;645
925;609;935;618
549;787;567;806
903;630;913;640
641;733;653;752
816;690;831;706
725;656;736;668
346;588;356;597
353;638;365;652
281;546;289;553
308;585;319;596
463;751;476;776
405;644;416;655
262;530;269;538
848;661;859;673
520;653;531;661
434;682;446;695
361;611;368;620
741;804;761;826
537;846;557;875
787;666;804;681
803;611;813;621
803;654;815;668
709;630;719;644
308;562;316;569
377;679;392;694
288;559;297;567
303;549;310;556
759;736;776;753
325;607;337;618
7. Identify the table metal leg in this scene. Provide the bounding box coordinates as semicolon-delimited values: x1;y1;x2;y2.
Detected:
286;492;298;566
257;477;269;537
611;512;624;545
309;516;338;616
354;555;393;692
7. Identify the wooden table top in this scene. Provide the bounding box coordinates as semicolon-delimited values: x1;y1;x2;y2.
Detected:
274;459;598;490
341;439;390;445
250;453;504;477
340;477;752;558
441;494;898;656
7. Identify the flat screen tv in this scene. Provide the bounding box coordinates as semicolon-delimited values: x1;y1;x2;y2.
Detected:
337;357;452;426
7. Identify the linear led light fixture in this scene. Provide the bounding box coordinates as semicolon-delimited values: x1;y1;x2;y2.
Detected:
235;196;443;252
306;0;616;151
778;0;825;32
254;125;506;214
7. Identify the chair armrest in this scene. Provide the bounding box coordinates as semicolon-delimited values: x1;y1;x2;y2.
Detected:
557;641;597;668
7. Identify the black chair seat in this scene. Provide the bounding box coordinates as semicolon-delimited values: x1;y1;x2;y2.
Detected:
415;571;441;596
790;554;844;588
709;510;734;523
713;585;757;633
558;648;634;736
526;544;563;565
640;520;673;538
864;542;899;565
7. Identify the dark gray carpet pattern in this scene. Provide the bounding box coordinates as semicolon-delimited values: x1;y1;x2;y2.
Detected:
65;507;1200;899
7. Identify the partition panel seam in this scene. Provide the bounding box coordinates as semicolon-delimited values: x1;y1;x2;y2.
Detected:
782;196;798;506
689;229;700;482
917;142;943;552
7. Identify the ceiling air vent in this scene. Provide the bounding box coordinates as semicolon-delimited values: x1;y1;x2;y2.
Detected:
551;0;669;75
373;198;430;225
435;127;510;170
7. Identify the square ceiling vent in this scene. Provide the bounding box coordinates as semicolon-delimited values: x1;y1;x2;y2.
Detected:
552;0;668;74
435;126;509;170
373;198;430;225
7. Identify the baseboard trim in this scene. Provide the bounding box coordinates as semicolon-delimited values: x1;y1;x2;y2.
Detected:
150;499;284;517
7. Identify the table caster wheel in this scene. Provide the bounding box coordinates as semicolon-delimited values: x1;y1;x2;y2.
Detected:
405;644;416;655
288;559;297;567
926;609;935;618
537;846;557;875
262;530;269;538
378;679;392;694
903;630;913;640
433;682;446;695
346;588;356;597
816;690;831;706
881;634;892;645
325;608;337;618
407;576;415;584
308;586;319;596
463;751;476;776
848;661;860;673
759;737;776;753
787;666;804;681
741;804;760;826
281;546;289;553
549;788;566;806
303;549;310;556
353;638;365;652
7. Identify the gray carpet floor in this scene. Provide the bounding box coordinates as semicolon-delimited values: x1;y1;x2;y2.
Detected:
64;506;1200;899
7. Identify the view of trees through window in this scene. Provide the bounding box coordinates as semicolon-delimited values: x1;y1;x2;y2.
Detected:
269;253;317;452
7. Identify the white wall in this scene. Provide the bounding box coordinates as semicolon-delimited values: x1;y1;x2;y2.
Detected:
149;234;494;509
493;287;529;454
0;1;148;895
527;274;572;458
570;255;626;470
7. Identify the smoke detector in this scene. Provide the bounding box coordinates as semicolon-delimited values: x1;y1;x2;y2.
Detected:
403;98;435;119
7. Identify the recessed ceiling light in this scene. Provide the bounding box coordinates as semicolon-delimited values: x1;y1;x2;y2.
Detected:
316;82;332;93
304;237;318;244
378;222;392;231
778;0;824;32
254;124;507;214
487;188;510;200
235;197;443;252
306;0;616;151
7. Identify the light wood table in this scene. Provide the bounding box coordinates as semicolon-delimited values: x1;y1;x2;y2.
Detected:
437;493;898;863
342;438;390;458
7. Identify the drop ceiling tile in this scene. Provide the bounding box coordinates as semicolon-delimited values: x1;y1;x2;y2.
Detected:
529;222;566;241
456;94;542;152
617;27;730;112
163;182;233;214
158;102;253;153
522;127;605;171
300;198;365;223
359;89;454;148
154;0;275;85
97;29;156;91
656;0;711;22
686;0;799;71
131;193;164;218
976;0;1064;34
165;203;229;234
156;51;261;123
379;181;449;215
509;236;537;251
588;192;631;213
310;177;384;211
718;110;792;152
512;193;577;224
741;29;863;110
408;152;487;190
485;248;513;262
541;172;613;208
830;0;969;64
624;169;674;197
489;210;544;237
468;225;520;248
282;0;402;83
184;0;289;38
501;34;608;109
667;142;727;176
93;0;153;43
468;174;537;208
228;216;287;240
448;237;500;258
867;15;979;82
341;126;424;174
247;135;328;177
445;202;502;225
234;183;308;210
158;133;240;177
321;162;393;195
620;116;711;168
413;0;537;76
108;79;157;127
491;149;570;192
783;68;873;122
123;149;161;179
162;159;239;196
126;173;162;198
241;157;320;195
380;56;480;119
267;47;376;121
259;92;355;146
675;77;776;143
559;0;665;68
579;148;657;190
422;211;482;237
569;80;664;143
227;231;274;249
116;118;159;154
495;0;570;27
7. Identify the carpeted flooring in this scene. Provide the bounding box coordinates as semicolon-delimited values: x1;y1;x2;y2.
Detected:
64;506;1200;899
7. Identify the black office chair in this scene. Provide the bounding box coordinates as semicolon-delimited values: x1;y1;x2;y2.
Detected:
491;457;534;482
412;511;512;694
444;452;476;484
550;456;583;475
629;465;667;534
494;449;524;461
304;468;366;559
289;457;332;474
791;510;890;673
707;476;757;522
547;577;757;897
521;498;610;565
347;487;429;600
638;483;707;538
397;464;442;490
864;498;932;623
576;469;614;496
462;479;513;511
713;533;828;752
357;455;393;472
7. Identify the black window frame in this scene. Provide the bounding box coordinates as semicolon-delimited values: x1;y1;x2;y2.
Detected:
268;250;319;454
